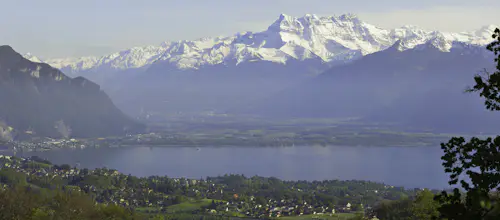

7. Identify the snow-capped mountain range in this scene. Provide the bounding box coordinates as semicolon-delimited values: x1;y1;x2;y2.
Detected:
24;13;497;75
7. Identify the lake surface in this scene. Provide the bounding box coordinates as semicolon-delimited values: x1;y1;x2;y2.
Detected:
8;146;450;190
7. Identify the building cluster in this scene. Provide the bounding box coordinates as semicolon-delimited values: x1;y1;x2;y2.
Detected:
0;155;380;219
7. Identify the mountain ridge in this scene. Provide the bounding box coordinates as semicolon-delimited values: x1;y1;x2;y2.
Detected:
0;45;144;139
23;14;497;77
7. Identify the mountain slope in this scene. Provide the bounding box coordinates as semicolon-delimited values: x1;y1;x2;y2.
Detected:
0;45;143;139
241;40;497;132
112;57;327;116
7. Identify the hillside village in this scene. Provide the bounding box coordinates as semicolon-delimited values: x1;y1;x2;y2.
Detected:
0;155;408;219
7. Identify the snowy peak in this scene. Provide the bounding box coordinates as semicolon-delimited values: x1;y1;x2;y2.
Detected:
257;13;394;62
25;14;498;76
392;24;498;52
23;52;43;63
50;45;166;74
268;13;304;32
338;13;359;21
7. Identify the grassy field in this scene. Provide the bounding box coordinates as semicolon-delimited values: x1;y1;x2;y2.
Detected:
279;213;359;220
166;199;225;213
135;198;221;214
135;206;160;213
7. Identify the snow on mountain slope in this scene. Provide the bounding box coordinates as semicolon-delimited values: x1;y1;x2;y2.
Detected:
23;53;44;63
31;14;497;74
48;57;98;73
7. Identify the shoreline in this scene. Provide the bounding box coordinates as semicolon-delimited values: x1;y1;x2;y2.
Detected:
9;142;442;153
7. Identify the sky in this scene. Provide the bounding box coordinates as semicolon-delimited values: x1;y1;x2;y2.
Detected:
1;0;499;58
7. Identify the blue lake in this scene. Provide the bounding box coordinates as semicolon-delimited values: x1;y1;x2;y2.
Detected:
8;145;450;189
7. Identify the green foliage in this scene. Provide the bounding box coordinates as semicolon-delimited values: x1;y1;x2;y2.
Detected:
279;213;360;220
411;190;439;220
0;186;43;219
154;213;228;220
0;168;28;186
81;174;114;189
434;28;500;220
166;199;212;213
172;195;187;205
0;185;139;220
348;213;366;220
372;190;440;220
97;204;139;220
467;28;500;110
